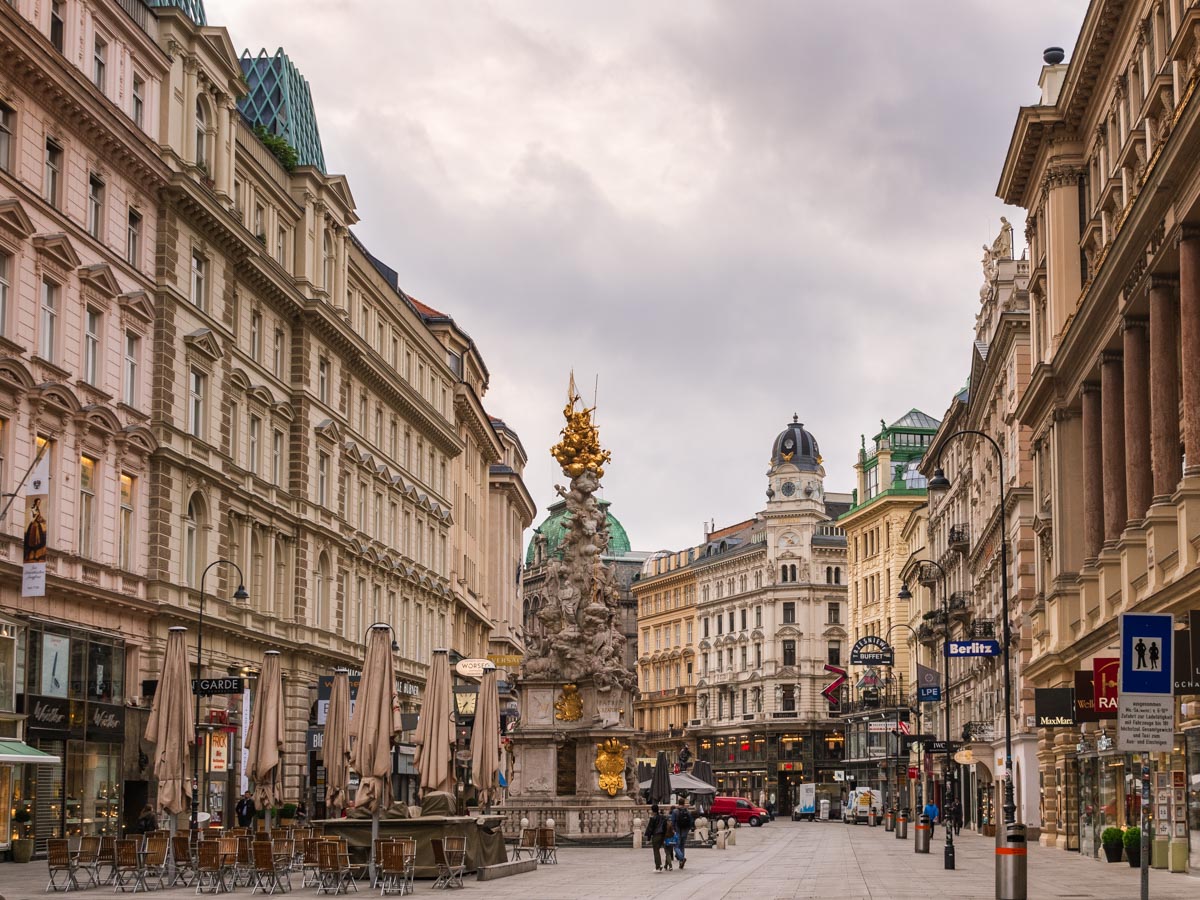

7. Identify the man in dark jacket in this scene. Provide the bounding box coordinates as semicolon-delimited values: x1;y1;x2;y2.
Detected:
669;802;693;869
236;792;256;828
644;803;670;871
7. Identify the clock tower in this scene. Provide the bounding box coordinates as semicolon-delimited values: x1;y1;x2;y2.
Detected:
765;415;826;511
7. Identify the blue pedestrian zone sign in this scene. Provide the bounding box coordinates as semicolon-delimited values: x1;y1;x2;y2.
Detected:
944;640;1000;657
1119;613;1173;695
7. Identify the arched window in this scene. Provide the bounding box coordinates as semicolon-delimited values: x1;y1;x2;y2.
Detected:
834;567;841;585
195;98;209;169
790;564;798;583
250;530;264;610
184;495;205;586
315;552;330;629
826;566;832;584
274;538;289;617
780;564;789;583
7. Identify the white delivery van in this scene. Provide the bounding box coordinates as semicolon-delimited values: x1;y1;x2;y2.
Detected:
844;789;881;824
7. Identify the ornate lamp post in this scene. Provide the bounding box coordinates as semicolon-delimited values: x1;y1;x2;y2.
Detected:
885;622;920;815
899;558;954;870
192;560;248;833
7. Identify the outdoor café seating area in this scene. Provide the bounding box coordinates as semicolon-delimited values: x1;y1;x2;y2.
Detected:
40;824;468;896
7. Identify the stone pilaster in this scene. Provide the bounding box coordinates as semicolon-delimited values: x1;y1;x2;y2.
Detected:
1180;231;1200;473
1082;384;1104;559
1100;353;1127;543
1123;318;1152;521
1149;278;1181;498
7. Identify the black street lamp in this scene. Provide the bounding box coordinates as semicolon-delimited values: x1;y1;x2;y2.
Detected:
928;428;1016;832
885;622;921;815
192;560;248;833
900;559;954;870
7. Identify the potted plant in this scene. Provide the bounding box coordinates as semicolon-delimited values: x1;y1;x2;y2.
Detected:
1101;826;1124;862
12;806;33;863
279;803;297;826
1123;826;1142;867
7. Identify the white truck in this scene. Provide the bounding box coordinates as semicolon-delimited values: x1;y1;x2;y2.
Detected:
791;783;817;821
844;788;881;825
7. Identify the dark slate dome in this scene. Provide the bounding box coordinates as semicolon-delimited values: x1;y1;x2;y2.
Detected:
771;415;822;471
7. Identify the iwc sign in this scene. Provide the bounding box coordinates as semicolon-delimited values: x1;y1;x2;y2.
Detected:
849;636;894;667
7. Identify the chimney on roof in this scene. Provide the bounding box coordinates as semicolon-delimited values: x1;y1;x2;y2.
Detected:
1039;47;1068;106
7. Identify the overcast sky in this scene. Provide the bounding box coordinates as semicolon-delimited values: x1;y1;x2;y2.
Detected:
209;0;1083;553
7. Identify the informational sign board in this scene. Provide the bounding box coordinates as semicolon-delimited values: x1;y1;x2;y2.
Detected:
1173;610;1200;695
1118;613;1174;752
1093;657;1118;718
192;677;245;696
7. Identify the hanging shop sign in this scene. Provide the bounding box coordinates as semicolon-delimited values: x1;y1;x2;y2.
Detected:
1034;688;1075;727
945;640;1000;657
916;663;941;702
1118;613;1174;752
1093;657;1118;718
1173;610;1200;695
487;654;523;667
1074;670;1098;723
821;664;846;709
21;448;50;598
208;731;229;773
192;677;245;696
849;636;894;667
455;658;496;679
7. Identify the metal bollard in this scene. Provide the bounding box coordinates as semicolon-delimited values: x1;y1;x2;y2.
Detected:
914;813;931;853
868;809;877;827
885;808;895;832
895;809;908;840
996;822;1027;900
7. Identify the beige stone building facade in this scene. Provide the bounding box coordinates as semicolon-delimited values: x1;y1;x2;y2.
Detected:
632;545;702;763
998;0;1200;864
0;0;530;845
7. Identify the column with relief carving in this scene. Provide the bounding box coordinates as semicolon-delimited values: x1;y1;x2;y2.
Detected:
1100;352;1127;543
1181;230;1200;473
1122;318;1152;521
1149;278;1181;497
1082;384;1104;559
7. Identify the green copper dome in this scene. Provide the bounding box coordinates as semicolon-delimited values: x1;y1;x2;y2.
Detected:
525;499;631;565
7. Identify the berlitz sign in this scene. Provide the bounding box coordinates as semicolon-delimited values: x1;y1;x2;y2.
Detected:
945;640;1000;657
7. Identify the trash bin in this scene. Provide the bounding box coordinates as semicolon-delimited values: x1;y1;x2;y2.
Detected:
914;813;931;853
884;808;895;832
895;809;908;840
996;822;1027;900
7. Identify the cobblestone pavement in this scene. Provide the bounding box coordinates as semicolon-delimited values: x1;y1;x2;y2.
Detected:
1;822;1197;899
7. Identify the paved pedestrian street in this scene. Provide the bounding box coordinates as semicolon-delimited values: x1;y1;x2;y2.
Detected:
2;822;1197;900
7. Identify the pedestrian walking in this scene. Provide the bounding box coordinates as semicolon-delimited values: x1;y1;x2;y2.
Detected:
923;800;939;826
950;799;962;836
135;804;158;835
644;803;671;871
235;791;257;828
670;801;693;870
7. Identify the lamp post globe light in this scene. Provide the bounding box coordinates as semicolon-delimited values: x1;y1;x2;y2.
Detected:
899;559;954;871
927;429;1017;830
884;621;921;816
192;560;249;834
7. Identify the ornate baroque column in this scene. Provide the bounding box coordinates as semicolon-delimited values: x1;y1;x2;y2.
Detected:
1100;352;1127;543
1082;384;1104;559
1181;230;1200;474
1149;278;1182;497
1122;318;1152;521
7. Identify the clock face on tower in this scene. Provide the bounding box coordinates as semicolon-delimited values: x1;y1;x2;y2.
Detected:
780;481;796;497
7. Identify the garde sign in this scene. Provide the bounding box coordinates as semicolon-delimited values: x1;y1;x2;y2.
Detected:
849;636;894;667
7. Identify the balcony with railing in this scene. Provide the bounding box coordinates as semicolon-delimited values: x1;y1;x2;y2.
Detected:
948;592;971;620
970;619;996;639
948;524;970;552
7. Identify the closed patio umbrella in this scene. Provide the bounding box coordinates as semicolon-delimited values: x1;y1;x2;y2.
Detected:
470;665;501;810
648;750;673;805
324;669;352;816
413;649;455;797
349;624;402;882
144;627;193;821
245;650;284;828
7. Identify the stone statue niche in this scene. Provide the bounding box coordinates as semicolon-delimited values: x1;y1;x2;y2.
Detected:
503;379;641;837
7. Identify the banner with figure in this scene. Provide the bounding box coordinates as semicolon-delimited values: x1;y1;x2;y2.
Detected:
21;449;50;598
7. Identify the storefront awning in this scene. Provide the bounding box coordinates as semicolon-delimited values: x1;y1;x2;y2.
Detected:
0;740;61;765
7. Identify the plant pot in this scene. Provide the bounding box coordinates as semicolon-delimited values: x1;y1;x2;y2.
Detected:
1102;842;1123;863
1126;848;1141;867
11;838;34;863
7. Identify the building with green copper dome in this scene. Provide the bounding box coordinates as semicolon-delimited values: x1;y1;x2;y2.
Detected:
524;499;631;566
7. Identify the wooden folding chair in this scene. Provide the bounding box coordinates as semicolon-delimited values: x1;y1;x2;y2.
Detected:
511;828;538;861
111;837;146;893
74;835;102;888
537;827;557;864
45;838;80;892
194;841;229;894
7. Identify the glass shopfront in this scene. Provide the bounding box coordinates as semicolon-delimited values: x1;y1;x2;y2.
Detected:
18;624;127;847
